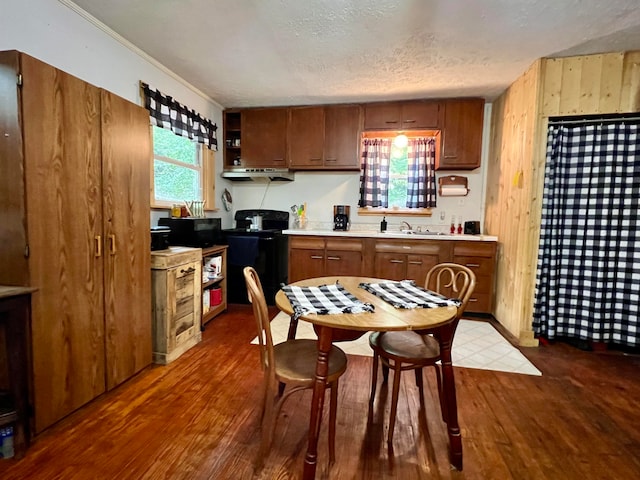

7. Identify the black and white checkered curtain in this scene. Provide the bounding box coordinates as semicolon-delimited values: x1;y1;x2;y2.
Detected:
358;138;391;208
141;82;217;150
406;137;437;208
533;122;640;347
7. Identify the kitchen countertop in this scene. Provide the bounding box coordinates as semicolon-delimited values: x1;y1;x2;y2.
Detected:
283;229;498;241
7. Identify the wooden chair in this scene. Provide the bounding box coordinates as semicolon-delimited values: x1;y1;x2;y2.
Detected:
243;267;348;469
368;263;476;444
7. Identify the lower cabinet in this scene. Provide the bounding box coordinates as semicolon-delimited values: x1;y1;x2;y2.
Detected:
151;247;203;364
374;240;447;282
289;237;364;281
288;235;497;314
453;241;497;314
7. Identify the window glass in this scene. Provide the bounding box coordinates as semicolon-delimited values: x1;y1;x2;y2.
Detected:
388;143;408;208
152;125;202;203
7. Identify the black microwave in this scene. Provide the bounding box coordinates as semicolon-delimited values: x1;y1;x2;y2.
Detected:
157;217;222;248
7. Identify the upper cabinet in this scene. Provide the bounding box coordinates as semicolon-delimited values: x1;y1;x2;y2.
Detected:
240;108;288;168
364;100;440;130
288;104;361;170
437;98;485;170
223;98;484;171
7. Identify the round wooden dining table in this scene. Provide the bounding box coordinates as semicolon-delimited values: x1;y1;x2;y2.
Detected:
275;276;462;480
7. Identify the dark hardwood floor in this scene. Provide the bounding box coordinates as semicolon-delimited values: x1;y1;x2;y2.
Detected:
1;304;639;479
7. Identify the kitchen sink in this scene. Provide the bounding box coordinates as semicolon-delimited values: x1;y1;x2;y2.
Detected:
384;230;449;236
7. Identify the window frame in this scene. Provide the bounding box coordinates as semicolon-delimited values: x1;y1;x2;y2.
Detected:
149;126;217;211
357;130;439;217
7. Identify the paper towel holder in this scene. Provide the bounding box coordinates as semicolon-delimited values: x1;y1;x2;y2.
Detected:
438;175;469;196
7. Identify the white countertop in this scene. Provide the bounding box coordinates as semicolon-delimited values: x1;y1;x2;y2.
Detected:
283;229;498;242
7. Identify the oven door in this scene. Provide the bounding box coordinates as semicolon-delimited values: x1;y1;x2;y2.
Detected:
225;234;288;305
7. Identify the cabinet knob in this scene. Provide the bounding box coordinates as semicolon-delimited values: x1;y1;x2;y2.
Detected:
181;267;196;274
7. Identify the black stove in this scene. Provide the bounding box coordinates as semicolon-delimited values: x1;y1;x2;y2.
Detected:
222;210;289;305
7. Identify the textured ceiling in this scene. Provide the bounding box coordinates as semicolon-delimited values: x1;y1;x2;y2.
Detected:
67;0;640;108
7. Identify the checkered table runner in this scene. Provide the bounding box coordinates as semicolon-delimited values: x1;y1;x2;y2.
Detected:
359;280;461;309
281;282;375;321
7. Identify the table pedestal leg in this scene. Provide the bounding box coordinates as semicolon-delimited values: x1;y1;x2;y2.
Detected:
439;326;462;470
303;325;333;480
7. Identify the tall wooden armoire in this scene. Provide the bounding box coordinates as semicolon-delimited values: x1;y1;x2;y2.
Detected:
0;50;152;432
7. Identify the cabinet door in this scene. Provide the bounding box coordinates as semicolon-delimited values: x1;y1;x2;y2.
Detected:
101;90;152;390
401;101;440;129
241;108;287;167
288;106;324;168
324;105;361;169
325;250;362;276
21;54;106;433
364;102;402;130
289;248;325;282
374;253;406;281
406;254;439;284
438;99;484;170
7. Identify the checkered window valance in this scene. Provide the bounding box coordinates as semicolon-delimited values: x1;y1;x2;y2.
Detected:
141;82;217;150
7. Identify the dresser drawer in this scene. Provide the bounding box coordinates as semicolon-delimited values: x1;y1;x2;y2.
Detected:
453;256;494;276
453;241;496;257
464;293;491;313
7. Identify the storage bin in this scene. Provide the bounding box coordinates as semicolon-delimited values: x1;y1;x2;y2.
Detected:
210;287;222;306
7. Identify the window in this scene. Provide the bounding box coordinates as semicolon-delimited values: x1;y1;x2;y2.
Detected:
358;131;439;216
151;126;215;209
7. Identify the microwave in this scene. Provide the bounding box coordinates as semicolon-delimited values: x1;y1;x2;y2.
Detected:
157;217;222;248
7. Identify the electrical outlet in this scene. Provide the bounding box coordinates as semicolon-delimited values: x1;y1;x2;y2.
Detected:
439;211;446;221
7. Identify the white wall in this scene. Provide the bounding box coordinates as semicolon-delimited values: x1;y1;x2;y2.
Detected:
0;0;231;227
2;0;490;232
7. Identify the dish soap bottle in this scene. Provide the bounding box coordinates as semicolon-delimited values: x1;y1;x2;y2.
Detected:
380;216;387;232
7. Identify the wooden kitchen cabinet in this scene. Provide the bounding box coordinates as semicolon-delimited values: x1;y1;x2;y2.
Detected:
201;245;228;326
223;110;241;168
0;51;152;433
374;239;448;282
288;104;361;170
288;106;324;168
240;108;288;167
151;248;202;364
288;236;364;281
438;98;485;170
453;241;497;314
364;100;440;130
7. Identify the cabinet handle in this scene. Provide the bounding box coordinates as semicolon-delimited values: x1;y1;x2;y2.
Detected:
384;120;399;124
310;255;324;260
108;234;116;255
469;298;478;302
465;263;480;268
327;256;340;261
95;235;102;257
309;157;322;162
403;119;416;123
408;260;422;265
390;259;404;264
181;267;196;274
325;158;337;162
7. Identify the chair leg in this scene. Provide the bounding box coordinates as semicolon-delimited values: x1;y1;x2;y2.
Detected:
256;391;276;471
434;364;448;424
415;368;426;409
369;352;379;411
382;362;389;383
328;379;339;464
387;361;403;445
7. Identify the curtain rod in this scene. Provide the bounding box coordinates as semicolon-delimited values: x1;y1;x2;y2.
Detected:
548;114;640;126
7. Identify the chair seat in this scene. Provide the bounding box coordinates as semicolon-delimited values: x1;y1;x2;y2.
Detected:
274;339;347;384
369;331;440;364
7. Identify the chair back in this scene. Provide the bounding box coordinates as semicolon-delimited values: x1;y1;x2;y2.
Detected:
425;263;476;319
244;266;276;378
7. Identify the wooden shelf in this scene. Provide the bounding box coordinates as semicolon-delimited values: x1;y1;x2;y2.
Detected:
201;245;228;327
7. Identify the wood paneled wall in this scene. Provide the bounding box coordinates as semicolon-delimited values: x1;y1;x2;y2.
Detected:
485;51;640;345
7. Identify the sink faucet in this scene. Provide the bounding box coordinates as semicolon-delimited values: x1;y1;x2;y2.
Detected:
401;221;412;231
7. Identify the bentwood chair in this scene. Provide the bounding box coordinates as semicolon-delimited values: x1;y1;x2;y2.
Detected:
243;267;348;469
368;263;476;444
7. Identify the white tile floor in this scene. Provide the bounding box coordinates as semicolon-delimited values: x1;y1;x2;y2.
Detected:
256;313;542;376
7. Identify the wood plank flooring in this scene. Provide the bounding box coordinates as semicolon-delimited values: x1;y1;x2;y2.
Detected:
1;304;639;479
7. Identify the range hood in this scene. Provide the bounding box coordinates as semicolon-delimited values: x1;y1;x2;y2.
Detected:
221;167;295;182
